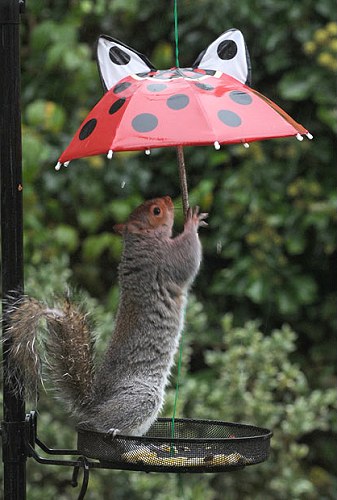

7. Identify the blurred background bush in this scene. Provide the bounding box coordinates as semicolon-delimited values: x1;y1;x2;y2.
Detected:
1;0;336;498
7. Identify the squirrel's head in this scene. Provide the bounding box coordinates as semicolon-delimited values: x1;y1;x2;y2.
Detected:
114;196;174;237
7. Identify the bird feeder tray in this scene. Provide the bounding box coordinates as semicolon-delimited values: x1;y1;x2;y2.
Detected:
77;418;272;473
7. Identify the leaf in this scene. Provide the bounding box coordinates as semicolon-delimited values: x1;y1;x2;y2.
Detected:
246;279;264;303
53;225;79;252
25;100;66;133
278;70;320;100
82;233;122;261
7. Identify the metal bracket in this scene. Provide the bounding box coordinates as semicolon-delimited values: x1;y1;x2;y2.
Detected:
1;411;127;499
71;457;90;500
24;411;92;499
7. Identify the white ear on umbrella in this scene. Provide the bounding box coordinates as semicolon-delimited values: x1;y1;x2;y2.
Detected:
96;35;156;91
193;28;252;85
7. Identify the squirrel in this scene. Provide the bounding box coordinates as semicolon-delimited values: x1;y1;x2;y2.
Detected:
4;196;207;436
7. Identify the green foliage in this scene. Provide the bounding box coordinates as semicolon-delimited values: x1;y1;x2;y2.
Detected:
178;309;337;499
1;0;336;498
2;279;336;498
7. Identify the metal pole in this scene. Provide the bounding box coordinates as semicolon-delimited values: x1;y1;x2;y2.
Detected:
0;1;26;499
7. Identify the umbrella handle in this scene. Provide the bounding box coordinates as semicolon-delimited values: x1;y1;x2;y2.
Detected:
176;146;189;220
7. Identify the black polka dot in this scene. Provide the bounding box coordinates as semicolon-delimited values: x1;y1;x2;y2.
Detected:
167;94;190;110
79;119;97;140
147;83;167;92
204;69;216;76
132;113;158;133
113;82;132;94
218;110;241;127
137;71;151;77
217;40;238;60
109;98;126;114
229;91;252;105
194;82;214;91
109;46;131;65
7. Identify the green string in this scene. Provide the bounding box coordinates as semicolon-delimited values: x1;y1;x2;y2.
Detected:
171;0;181;454
170;329;184;454
174;0;180;67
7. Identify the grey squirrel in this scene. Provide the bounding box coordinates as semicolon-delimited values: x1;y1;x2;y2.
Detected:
4;196;207;436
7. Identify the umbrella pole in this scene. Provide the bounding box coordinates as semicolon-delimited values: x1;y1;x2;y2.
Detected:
176;146;189;219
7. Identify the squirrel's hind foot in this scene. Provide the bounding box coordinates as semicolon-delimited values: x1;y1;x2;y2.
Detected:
107;427;121;438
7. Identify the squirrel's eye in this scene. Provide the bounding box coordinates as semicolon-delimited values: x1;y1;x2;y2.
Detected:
153;207;161;216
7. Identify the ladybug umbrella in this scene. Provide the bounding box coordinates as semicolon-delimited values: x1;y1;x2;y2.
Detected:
56;29;312;215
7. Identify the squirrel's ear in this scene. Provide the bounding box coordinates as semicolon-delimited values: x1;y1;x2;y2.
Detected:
192;28;252;86
113;223;126;235
96;35;156;92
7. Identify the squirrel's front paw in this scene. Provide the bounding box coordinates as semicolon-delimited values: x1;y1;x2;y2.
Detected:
186;206;208;230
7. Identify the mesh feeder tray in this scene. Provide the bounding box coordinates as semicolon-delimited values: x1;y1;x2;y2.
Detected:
77;418;272;473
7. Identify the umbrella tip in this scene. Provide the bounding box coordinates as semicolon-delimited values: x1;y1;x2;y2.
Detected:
306;132;313;140
145;149;151;156
296;133;304;142
64;161;70;167
243;142;250;148
107;150;114;159
55;162;62;171
214;141;221;150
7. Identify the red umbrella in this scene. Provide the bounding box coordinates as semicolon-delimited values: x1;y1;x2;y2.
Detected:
57;69;308;161
56;29;312;212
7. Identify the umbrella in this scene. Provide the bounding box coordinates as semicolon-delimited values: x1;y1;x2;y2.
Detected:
56;29;312;213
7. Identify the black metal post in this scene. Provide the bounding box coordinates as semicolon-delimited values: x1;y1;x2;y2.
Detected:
0;1;26;499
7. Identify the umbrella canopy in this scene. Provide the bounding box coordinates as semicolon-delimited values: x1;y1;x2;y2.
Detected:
56;29;311;168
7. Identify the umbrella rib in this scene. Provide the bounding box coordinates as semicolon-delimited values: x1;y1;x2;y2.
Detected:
184;76;227;147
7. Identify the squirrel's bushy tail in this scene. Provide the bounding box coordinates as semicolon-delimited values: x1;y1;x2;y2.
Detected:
3;296;46;401
3;295;95;413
